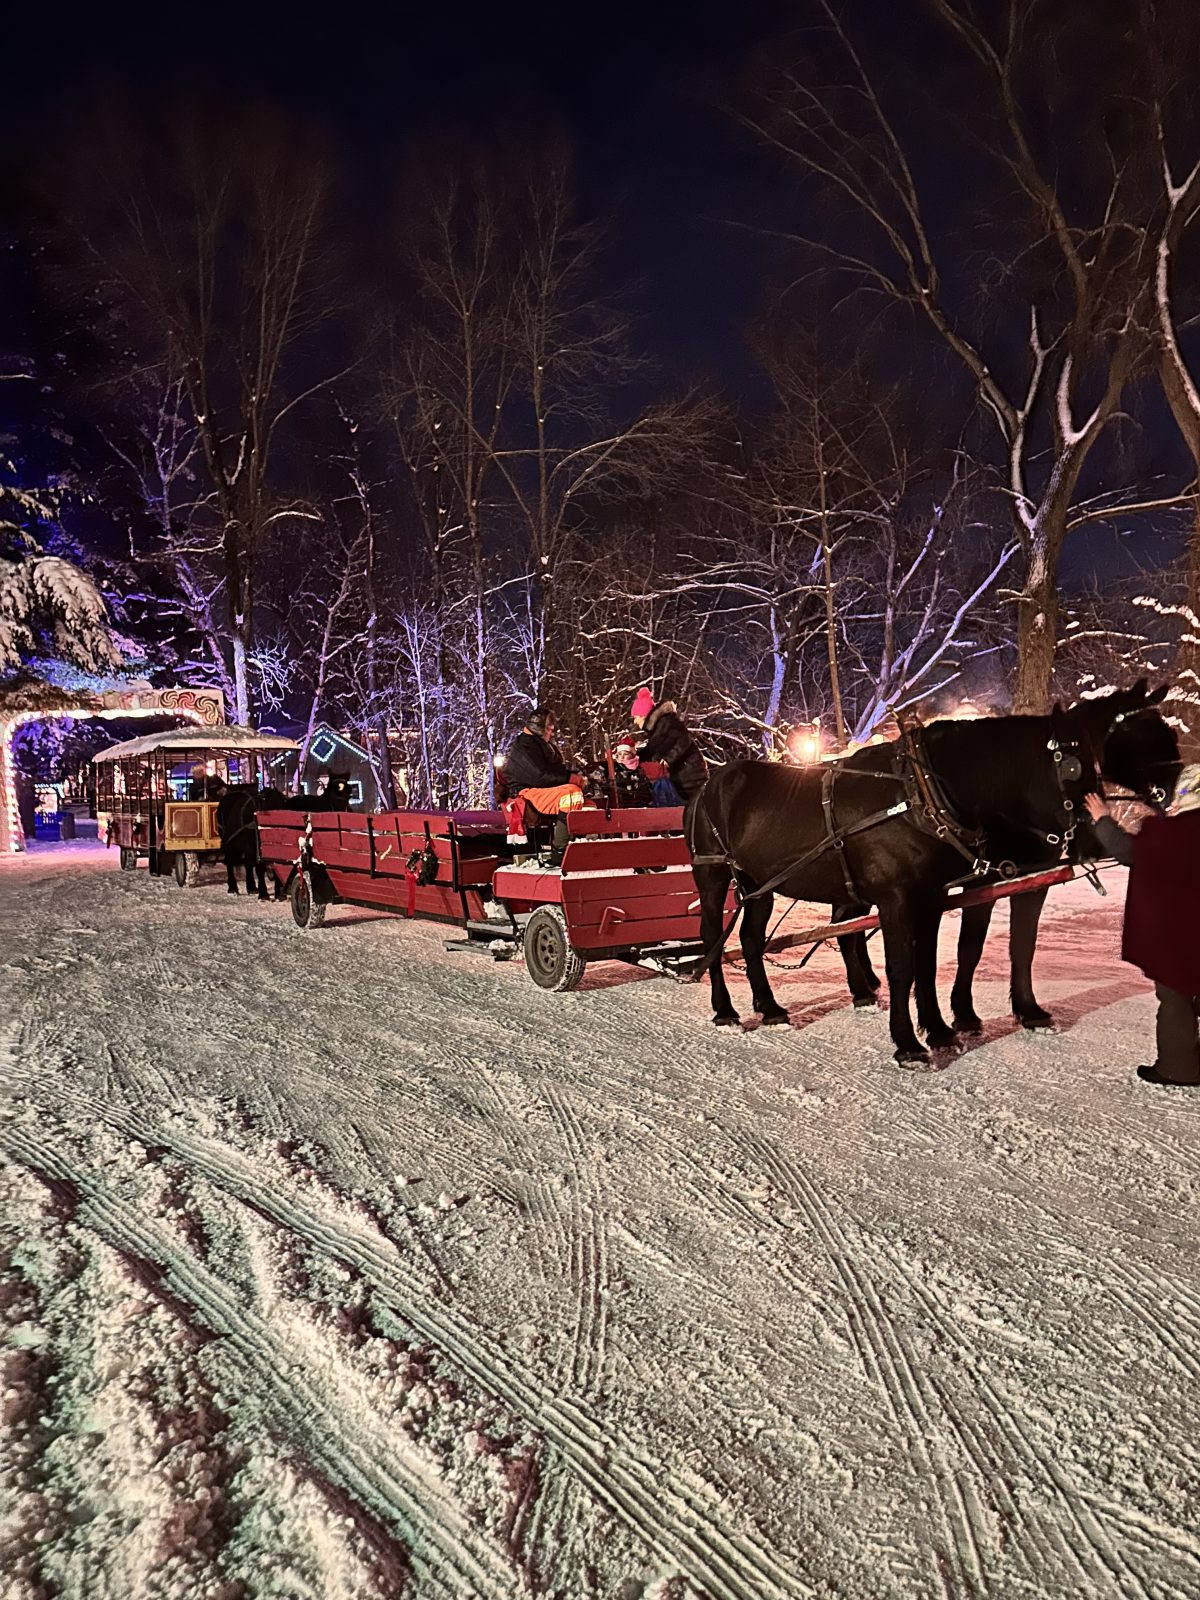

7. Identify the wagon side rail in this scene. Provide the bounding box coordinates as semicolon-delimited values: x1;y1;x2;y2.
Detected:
485;805;708;956
256;806;507;925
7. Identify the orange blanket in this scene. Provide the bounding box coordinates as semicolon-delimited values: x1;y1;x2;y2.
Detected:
518;781;585;816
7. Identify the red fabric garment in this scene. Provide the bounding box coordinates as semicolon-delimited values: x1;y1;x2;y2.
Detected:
501;795;527;844
1122;808;1200;995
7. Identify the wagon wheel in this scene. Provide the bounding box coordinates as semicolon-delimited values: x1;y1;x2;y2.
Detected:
523;905;586;992
172;851;200;888
290;872;327;930
119;847;138;872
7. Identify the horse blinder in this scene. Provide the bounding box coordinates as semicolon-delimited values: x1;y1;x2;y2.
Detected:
1056;752;1083;783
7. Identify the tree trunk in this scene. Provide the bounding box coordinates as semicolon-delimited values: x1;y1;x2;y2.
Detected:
764;601;786;756
231;634;251;726
1012;539;1059;715
818;486;846;744
364;520;397;811
1173;494;1200;753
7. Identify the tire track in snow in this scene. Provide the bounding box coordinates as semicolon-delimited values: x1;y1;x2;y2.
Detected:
1098;1256;1200;1389
743;1134;1171;1600
540;1080;610;1402
732;1134;992;1598
517;1079;614;1594
734;1142;1072;1595
883;1243;1160;1600
752;1136;1145;1597
343;1118;457;1301
457;1067;572;1291
2;1125;522;1600
1103;1110;1200;1183
19;1082;812;1600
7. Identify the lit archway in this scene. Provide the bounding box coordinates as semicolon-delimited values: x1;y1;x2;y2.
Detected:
0;685;225;853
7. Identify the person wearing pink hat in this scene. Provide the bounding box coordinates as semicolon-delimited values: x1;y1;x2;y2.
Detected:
630;687;707;803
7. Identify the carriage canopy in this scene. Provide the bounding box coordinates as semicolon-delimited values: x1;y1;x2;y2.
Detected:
92;725;298;762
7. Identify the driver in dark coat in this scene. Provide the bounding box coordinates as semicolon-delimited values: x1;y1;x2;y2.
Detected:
504;708;584;858
1085;766;1200;1087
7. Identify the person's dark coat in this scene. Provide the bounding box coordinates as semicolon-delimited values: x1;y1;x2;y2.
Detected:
1092;815;1135;868
636;701;706;801
506;731;571;794
1122;808;1200;996
613;762;654;808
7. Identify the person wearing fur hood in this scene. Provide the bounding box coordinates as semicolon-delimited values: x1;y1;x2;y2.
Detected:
1085;764;1200;1087
630;688;707;802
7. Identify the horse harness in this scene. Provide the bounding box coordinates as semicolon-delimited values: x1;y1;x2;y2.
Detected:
693;721;986;900
689;718;1088;979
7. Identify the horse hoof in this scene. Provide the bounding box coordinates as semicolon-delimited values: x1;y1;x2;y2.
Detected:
852;995;876;1009
226;887;239;896
925;1028;959;1052
759;1008;789;1027
954;1014;984;1036
895;1046;930;1066
713;1013;741;1028
1018;1009;1053;1031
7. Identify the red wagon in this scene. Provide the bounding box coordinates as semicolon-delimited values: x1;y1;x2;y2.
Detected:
256;800;1077;993
256;802;709;989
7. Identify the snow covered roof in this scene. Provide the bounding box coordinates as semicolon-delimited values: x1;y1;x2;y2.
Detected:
93;725;299;762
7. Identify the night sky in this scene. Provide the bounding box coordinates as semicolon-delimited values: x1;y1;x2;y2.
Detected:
3;0;803;391
1;0;1189;587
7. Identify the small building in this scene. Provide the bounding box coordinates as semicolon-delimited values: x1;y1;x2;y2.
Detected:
284;724;385;811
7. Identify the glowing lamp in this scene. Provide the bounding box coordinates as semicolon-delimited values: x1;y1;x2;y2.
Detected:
493;753;507;769
785;723;822;764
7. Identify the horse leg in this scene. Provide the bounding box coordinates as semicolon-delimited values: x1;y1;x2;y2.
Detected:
913;897;957;1051
1010;886;1052;1029
836;903;880;1006
740;893;788;1025
696;865;740;1026
877;894;927;1063
225;858;239;894
951;902;993;1034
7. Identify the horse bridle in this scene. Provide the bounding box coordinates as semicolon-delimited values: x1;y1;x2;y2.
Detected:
1043;734;1085;851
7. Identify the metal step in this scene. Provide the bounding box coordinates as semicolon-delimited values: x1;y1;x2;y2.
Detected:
463;917;517;940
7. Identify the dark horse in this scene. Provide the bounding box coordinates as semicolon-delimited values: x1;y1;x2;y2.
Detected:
835;688;1180;1032
687;684;1168;1062
216;772;353;897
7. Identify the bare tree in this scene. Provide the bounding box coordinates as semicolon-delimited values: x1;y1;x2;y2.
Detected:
488;156;717;691
738;0;1167;713
1144;0;1200;731
385;149;518;787
65;101;337;722
102;374;234;702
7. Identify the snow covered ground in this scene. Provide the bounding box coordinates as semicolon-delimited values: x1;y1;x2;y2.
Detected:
2;840;1198;1600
